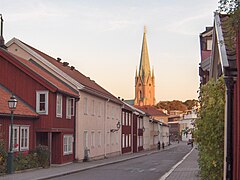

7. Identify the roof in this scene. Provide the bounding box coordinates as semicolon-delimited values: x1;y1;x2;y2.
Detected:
0;84;38;117
0;48;79;97
210;13;237;77
14;39;122;104
122;101;145;115
134;105;168;117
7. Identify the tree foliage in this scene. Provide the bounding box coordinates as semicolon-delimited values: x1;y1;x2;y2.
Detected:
156;99;198;113
195;77;225;180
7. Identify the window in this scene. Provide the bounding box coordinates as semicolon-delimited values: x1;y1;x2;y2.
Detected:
9;125;30;152
98;131;101;147
126;134;129;147
122;134;125;148
129;113;131;126
9;126;19;151
107;132;110;146
98;102;101;117
111;132;114;145
56;94;62;118
116;132;119;145
20;127;29;151
84;97;88;115
122;112;125;125
126;112;129;126
207;39;212;50
84;131;88;149
107;105;110;119
36;91;49;114
91;131;95;148
92;100;95;116
112;106;114;119
129;134;131;147
63;135;73;155
66;97;74;119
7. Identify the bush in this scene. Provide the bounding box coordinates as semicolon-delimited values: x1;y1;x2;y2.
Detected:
14;151;39;171
35;145;50;168
0;141;7;174
196;77;225;179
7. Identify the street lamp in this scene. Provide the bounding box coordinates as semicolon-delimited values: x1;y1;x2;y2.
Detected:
7;95;18;174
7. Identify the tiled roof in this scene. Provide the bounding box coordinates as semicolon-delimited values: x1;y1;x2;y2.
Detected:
219;14;237;73
20;41;122;104
134;105;168;116
0;48;78;97
0;84;38;117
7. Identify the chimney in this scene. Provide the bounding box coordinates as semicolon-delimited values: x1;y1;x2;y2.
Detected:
63;62;69;66
57;57;61;62
0;14;6;48
70;66;75;70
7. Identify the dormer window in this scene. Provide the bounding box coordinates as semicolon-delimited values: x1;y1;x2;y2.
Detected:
206;39;212;50
36;91;49;115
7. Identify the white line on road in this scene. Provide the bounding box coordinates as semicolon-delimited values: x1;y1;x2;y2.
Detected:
159;147;195;180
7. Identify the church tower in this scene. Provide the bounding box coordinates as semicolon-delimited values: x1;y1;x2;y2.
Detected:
134;27;155;106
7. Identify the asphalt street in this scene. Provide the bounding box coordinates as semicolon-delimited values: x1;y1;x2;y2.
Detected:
50;143;192;180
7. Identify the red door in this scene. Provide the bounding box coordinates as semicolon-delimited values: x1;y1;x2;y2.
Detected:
133;115;138;153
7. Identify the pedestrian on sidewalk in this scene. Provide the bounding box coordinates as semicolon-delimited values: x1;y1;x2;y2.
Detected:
158;141;161;150
162;142;165;149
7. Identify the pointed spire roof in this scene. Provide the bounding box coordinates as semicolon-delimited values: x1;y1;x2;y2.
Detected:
139;26;151;81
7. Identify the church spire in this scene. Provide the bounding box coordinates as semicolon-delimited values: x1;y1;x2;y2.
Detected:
139;26;151;82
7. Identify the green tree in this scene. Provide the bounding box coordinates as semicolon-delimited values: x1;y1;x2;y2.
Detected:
196;77;225;180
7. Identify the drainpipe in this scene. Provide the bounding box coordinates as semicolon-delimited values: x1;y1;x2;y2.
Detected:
104;98;110;158
224;76;234;180
74;96;80;161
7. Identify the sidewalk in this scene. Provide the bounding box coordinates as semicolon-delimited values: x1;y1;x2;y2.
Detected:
0;143;179;180
164;146;200;180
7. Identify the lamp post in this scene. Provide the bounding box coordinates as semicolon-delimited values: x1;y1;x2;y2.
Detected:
7;95;18;174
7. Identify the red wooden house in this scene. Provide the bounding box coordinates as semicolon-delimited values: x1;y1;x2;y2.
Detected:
0;84;38;153
207;13;240;179
0;48;79;164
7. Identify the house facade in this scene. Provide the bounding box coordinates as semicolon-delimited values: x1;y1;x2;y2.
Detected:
204;13;239;179
6;38;123;161
0;48;79;164
0;84;38;153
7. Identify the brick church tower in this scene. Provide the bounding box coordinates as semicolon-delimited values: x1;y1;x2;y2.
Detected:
134;27;155;106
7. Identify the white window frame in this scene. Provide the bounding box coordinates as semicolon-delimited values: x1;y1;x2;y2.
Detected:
129;134;131;147
122;112;125;126
111;132;114;145
98;131;101;147
9;125;19;151
66;97;74;119
92;100;95;116
129;113;131;126
84;131;88;149
122;134;125;148
56;94;62;118
116;131;119;145
36;91;49;115
63;135;73;155
84;97;88;115
20;126;29;151
91;131;95;148
112;106;114;119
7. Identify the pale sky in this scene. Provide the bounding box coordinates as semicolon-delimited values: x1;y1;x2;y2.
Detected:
2;0;219;102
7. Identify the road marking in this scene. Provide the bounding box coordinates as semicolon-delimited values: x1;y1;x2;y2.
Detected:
149;168;156;171
159;147;195;180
